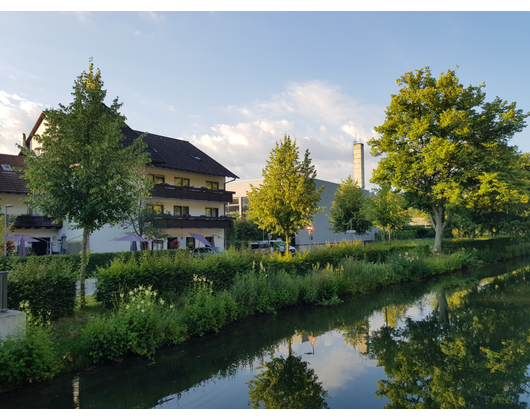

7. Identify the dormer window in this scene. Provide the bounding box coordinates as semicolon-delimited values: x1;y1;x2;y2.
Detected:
1;164;13;172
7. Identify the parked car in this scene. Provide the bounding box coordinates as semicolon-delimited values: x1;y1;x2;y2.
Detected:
268;240;296;256
191;246;224;259
250;242;270;253
251;240;296;256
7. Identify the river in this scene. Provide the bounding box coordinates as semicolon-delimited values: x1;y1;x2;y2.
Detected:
1;258;530;409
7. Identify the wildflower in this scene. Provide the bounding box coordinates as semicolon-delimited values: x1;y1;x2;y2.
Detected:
120;293;125;299
170;304;174;309
142;309;145;313
159;298;165;305
137;305;140;309
125;304;130;310
129;291;133;295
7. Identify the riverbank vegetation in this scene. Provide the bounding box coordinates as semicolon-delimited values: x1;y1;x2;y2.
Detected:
2;237;530;392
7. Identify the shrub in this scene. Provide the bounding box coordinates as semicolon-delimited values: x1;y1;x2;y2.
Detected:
81;315;129;364
82;285;190;363
7;258;77;321
0;325;57;391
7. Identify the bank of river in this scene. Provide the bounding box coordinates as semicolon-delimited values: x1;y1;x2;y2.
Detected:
1;257;530;409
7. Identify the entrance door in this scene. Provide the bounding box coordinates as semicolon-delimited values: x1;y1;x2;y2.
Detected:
31;238;50;256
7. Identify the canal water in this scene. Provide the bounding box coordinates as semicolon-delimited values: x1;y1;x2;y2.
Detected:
1;259;530;409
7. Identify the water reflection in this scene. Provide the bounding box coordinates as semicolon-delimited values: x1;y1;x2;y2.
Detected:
368;270;530;408
1;259;529;409
247;339;329;409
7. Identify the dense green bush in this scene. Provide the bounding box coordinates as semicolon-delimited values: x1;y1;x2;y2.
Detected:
7;258;77;321
0;325;58;391
82;285;188;363
94;242;429;307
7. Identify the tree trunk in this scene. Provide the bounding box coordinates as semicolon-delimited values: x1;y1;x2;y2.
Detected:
79;226;88;309
429;203;447;254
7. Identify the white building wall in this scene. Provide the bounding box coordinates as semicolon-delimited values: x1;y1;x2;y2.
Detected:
228;179;377;247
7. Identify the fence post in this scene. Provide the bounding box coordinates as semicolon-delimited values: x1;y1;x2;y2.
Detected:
0;271;7;312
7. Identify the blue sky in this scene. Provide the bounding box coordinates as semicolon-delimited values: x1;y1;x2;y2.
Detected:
1;10;530;189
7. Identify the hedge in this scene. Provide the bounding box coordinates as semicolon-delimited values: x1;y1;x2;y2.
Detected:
94;242;430;307
441;237;512;254
7;258;77;321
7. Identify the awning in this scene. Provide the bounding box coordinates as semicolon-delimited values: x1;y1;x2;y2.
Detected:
188;232;212;247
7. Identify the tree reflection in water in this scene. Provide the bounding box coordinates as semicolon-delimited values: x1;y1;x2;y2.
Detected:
369;273;530;409
247;340;329;409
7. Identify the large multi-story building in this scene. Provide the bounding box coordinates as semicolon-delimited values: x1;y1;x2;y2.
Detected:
0;113;238;255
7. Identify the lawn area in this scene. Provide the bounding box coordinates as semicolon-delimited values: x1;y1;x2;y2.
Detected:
52;295;107;362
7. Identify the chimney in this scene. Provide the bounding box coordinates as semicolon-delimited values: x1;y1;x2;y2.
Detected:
353;142;365;189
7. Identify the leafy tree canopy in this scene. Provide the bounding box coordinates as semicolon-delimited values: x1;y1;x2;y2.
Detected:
247;134;324;245
327;175;372;235
19;59;151;306
367;185;410;242
369;66;529;252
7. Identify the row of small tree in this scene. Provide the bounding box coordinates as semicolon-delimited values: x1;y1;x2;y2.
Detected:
246;67;530;251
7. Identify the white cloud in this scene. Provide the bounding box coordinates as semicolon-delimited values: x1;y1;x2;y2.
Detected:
73;11;91;23
0;91;43;155
188;80;384;186
135;31;142;36
139;11;164;23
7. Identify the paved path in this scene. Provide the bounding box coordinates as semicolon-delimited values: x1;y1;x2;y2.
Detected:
76;279;97;296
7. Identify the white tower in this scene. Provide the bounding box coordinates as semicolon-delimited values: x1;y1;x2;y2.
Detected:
353;142;365;189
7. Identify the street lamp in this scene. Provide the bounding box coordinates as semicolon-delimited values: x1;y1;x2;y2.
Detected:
4;204;13;256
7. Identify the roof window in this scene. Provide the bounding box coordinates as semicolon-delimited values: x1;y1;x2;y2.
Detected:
1;164;13;172
191;155;201;160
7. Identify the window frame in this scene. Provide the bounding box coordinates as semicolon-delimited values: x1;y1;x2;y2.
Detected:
174;177;190;187
147;174;165;184
205;181;219;190
174;205;189;216
205;207;219;217
147;204;164;215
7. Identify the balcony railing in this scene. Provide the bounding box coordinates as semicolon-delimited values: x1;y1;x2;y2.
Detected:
155;215;234;230
13;215;63;229
151;184;235;203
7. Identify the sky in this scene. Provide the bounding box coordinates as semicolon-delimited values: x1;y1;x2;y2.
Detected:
1;8;530;190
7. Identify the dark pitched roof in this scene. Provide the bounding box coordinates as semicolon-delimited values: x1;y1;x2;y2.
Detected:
132;129;239;179
21;110;238;180
0;154;29;194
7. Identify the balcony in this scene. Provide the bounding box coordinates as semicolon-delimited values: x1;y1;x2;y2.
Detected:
155;215;234;230
150;184;234;203
13;215;63;229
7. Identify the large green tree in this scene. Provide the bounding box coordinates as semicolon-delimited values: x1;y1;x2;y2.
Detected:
20;60;151;307
367;185;410;242
247;135;323;245
369;67;529;252
327;175;372;235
